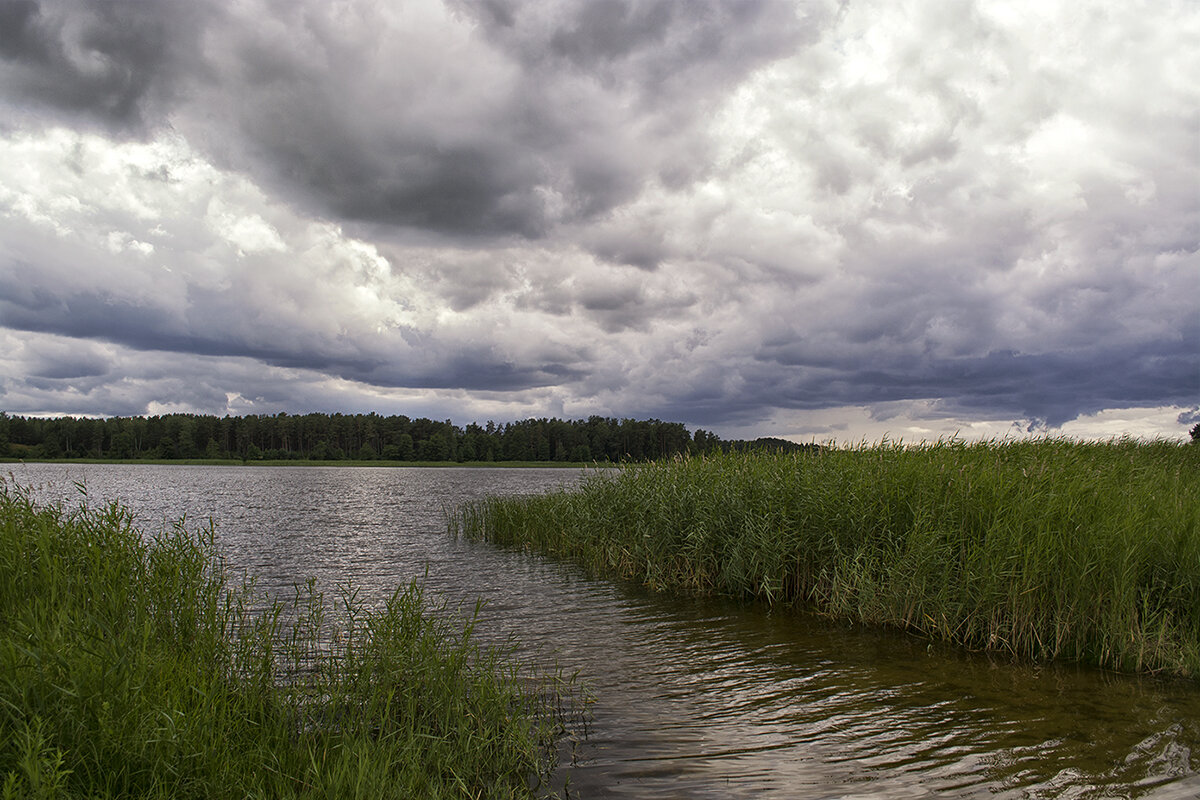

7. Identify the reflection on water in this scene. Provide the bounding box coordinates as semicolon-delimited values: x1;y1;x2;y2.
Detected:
8;463;1199;799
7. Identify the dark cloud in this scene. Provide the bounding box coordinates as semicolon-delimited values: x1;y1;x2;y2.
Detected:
632;334;1199;431
549;1;680;67
0;0;208;131
583;218;672;269
29;355;108;381
172;0;825;238
741;331;1200;428
461;0;819;103
0;0;825;238
0;2;43;60
1;344;267;418
0;279;583;395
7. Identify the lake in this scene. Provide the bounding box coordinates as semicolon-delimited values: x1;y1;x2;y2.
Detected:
6;463;1199;799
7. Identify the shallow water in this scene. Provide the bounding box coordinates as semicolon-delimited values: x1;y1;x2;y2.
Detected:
7;463;1199;799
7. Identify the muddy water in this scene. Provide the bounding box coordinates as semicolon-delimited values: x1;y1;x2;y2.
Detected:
8;463;1199;798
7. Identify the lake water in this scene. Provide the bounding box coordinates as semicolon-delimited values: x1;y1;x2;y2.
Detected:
6;463;1199;799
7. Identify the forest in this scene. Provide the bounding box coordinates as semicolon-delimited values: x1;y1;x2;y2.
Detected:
0;412;807;463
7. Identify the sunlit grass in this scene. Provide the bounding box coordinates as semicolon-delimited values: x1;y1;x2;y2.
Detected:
456;438;1200;677
0;482;581;799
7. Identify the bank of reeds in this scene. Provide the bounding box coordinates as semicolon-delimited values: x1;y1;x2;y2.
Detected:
0;482;578;799
456;438;1200;677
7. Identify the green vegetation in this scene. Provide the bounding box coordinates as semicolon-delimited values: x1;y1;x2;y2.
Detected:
0;411;814;465
0;483;580;799
0;412;708;464
456;438;1200;677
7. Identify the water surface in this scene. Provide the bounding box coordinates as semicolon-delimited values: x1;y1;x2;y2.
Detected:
7;463;1198;799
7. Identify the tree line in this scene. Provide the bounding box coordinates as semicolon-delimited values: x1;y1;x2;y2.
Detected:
0;412;812;463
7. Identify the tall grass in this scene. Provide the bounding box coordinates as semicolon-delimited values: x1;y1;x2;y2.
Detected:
0;482;579;799
456;438;1200;677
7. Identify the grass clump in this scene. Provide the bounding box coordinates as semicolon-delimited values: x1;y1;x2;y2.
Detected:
0;481;578;799
456;438;1200;677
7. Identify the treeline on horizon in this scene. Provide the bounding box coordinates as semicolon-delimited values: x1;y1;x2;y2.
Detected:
0;411;813;464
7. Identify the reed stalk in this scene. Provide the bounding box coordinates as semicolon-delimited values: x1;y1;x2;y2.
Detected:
0;482;579;799
455;438;1200;677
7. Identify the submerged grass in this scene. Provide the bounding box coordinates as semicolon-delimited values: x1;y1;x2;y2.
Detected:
0;481;580;799
456;438;1200;677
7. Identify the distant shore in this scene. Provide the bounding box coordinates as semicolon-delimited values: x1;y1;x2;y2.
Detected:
1;457;611;468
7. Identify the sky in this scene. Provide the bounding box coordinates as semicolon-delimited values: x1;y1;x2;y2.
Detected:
0;0;1197;444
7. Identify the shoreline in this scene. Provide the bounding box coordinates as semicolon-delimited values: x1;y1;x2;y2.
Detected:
1;457;613;469
455;439;1200;678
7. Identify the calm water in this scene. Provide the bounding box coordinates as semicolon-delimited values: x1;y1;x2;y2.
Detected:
7;463;1199;799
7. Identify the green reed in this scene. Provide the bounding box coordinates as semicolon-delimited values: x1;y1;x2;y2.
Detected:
0;482;580;799
455;438;1200;677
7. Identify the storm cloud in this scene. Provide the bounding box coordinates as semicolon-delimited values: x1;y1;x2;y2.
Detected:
1;0;1196;441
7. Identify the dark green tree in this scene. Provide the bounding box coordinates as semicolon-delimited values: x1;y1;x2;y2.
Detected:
419;433;450;462
110;431;135;459
396;433;415;461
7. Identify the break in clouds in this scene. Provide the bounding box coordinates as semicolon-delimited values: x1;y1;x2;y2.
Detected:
0;0;1197;441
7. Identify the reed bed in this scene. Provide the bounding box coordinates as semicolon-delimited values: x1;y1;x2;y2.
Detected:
456;438;1200;677
0;482;578;799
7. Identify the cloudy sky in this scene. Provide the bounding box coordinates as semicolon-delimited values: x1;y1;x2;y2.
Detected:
1;0;1196;442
